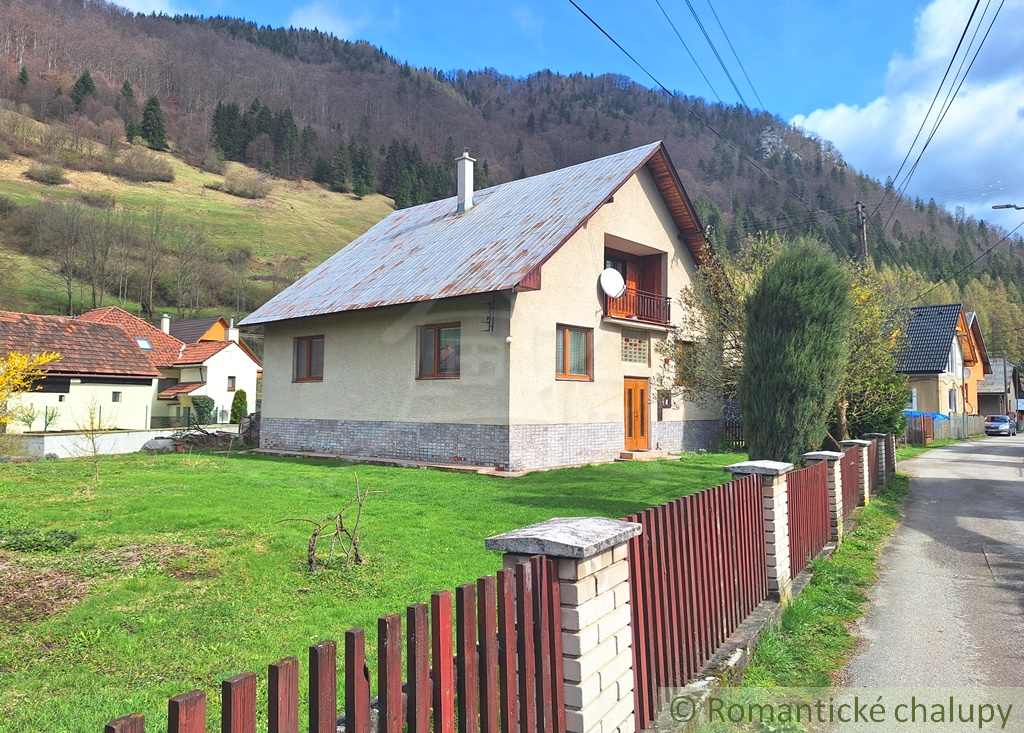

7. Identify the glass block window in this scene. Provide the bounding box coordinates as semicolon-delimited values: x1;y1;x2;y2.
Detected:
621;329;649;363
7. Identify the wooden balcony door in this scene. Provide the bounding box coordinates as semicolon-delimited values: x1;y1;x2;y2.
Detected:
624;377;649;451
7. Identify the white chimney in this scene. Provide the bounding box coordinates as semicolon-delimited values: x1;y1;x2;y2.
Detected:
161;313;170;334
226;317;239;343
456;148;475;214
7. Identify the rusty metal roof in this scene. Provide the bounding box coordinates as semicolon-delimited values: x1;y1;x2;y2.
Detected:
242;141;705;326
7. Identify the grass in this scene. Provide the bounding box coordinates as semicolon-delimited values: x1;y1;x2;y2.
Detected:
741;474;910;688
0;450;743;732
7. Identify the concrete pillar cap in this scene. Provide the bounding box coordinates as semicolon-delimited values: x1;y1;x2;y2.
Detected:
724;460;794;476
840;439;872;447
485;517;641;559
802;451;844;460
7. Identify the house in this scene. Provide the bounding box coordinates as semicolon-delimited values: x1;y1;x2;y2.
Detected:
241;141;720;471
976;356;1019;417
164;315;230;344
0;310;159;433
77;307;261;426
897;303;992;416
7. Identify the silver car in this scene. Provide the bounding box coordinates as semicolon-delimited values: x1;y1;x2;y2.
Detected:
984;415;1017;436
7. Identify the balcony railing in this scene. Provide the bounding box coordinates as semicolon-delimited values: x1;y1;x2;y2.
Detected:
605;287;671;325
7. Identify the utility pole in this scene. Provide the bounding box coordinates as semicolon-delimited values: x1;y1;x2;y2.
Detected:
856;201;868;262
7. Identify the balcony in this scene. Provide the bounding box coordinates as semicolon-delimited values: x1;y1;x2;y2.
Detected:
605;287;671;325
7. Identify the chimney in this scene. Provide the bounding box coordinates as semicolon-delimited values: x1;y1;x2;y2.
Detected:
161;313;170;334
226;317;239;343
456;148;476;214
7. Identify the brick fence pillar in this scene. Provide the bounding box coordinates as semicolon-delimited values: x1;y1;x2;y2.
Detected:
840;439;872;505
486;517;641;733
864;433;888;486
887;432;898;478
802;451;845;542
724;460;794;602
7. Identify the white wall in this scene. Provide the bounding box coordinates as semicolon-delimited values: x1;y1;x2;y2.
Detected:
8;379;154;433
21;428;177;459
262;294;512;424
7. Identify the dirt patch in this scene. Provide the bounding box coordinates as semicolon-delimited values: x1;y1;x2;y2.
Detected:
0;556;88;631
90;542;217;578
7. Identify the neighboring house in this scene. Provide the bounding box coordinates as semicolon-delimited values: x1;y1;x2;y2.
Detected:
166;315;230;344
976;356;1019;417
0;310;159;433
76;307;262;426
897;303;992;416
241;141;719;471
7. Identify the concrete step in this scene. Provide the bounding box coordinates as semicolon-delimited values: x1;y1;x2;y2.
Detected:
617;450;677;462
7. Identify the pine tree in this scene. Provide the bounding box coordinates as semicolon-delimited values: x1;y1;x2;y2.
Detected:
70;70;96;107
331;139;352;192
141;95;168;150
740;239;852;462
18;66;28;88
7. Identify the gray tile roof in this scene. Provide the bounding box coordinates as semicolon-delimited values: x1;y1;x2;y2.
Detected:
895;304;963;373
169;316;223;344
977;356;1014;394
240;141;705;326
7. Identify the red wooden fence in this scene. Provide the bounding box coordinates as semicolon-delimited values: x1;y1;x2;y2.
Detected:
786;460;830;579
867;439;879;494
622;473;767;732
840;447;860;520
104;558;565;733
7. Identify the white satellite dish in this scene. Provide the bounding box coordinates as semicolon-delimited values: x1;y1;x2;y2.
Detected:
963;367;972;379
599;268;626;298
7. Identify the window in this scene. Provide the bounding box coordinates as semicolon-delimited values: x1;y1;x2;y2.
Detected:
556;325;592;380
112;391;122;403
905;388;918;411
419;324;461;378
58;394;66;402
227;376;236;391
675;341;697;386
135;337;153;351
294;336;325;382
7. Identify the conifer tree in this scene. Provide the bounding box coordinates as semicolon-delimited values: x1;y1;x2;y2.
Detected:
70;69;96;107
141;95;168;150
18;66;28;89
740;239;852;462
331;139;352;192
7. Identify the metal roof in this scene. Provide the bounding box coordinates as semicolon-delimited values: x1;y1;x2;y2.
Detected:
241;141;706;326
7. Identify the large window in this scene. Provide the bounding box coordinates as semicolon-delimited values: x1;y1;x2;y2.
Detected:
294;335;325;382
556;325;593;380
419;323;461;378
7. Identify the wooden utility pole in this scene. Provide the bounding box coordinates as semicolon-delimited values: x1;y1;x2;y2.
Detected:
856;201;868;261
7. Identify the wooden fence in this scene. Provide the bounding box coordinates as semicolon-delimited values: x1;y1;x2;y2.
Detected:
105;557;565;733
840;447;861;520
786;460;830;579
622;473;767;731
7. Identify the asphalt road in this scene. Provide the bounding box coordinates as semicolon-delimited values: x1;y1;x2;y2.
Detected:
844;435;1024;687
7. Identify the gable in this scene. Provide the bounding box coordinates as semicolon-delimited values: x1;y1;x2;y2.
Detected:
896;304;962;374
241;142;707;326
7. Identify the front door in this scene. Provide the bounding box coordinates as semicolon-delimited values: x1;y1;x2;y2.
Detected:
624;377;649;451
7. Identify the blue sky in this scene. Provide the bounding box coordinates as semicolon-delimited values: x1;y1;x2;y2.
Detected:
116;0;1024;224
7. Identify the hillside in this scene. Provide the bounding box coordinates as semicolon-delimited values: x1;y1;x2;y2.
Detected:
1;0;1024;360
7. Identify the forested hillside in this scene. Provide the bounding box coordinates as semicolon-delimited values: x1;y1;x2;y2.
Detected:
1;0;1023;359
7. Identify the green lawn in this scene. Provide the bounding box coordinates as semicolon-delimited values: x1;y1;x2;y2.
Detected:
0;450;743;732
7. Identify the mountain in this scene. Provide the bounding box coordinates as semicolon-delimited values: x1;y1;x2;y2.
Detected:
1;0;1023;340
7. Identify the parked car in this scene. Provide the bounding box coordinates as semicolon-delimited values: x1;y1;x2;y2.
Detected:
984;415;1017;436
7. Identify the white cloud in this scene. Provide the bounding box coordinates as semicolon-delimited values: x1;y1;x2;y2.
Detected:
287;2;366;39
792;0;1024;219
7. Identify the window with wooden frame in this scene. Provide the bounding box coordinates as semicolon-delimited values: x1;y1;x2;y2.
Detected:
675;341;698;386
111;391;122;403
419;323;461;378
227;376;236;391
555;325;593;380
294;335;325;382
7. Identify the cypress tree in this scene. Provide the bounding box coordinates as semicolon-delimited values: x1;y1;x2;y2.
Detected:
739;239;852;462
141;95;168;150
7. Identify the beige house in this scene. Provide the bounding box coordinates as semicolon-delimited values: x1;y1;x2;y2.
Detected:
242;141;718;471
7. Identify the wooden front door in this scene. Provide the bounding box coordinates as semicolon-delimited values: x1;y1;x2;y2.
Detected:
624;377;649;451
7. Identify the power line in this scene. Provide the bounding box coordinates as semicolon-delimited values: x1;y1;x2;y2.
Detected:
913;218;1024;303
703;0;765;111
653;0;722;103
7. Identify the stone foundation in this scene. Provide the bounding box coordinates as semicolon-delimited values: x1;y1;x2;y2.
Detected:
652;418;723;453
508;423;622;471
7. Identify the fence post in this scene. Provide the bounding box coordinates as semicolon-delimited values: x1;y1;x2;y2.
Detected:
801;451;844;543
887;432;898;478
486;517;641;733
863;434;888;486
724;461;794;602
840;439;872;505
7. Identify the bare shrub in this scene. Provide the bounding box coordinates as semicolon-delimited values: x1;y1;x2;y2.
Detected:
109;147;174;182
220;170;270;199
24;163;67;185
78;191;116;209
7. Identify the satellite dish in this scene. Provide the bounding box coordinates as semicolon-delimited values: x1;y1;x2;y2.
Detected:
599;268;626;298
963;367;972;379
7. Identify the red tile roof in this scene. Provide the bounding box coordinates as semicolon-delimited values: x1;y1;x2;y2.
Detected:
157;381;205;399
174;340;231;366
77;307;184;368
0;310;160;378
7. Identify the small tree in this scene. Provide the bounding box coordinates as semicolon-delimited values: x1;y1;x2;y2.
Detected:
70;70;96;107
43;406;60;431
18;66;28;89
73;396;115;497
0;351;61;453
16;405;39;431
141;95;168;150
191;395;215;425
740;239;852;462
230;389;248;424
